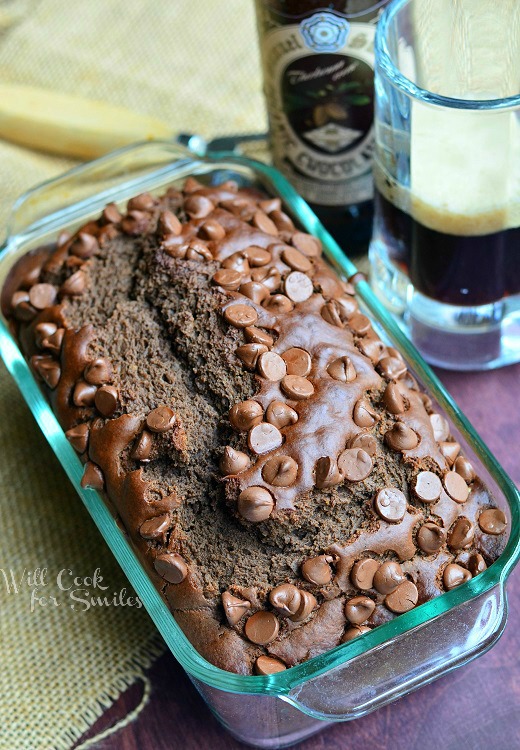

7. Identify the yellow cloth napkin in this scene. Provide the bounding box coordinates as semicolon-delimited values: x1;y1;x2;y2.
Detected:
0;2;265;748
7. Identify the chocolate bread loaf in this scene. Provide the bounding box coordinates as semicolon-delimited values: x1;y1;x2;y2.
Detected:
3;178;508;675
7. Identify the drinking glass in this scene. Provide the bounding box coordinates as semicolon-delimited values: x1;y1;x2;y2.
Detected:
369;0;520;370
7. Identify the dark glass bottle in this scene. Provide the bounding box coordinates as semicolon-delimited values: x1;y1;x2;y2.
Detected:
254;1;390;254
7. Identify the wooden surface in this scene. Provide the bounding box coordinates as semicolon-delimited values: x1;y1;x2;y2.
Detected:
76;362;520;750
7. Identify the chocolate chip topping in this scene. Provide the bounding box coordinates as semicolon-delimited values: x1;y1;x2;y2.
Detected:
468;553;487;576
439;441;461;465
146;406;176;433
383;382;406;414
28;283;57;310
212;269;243;291
244;611;279;645
229;400;263;431
236;343;268;370
413;471;442;503
252;210;278;236
33;357;61;389
237;487;274;522
350;558;379;590
301;555;333;585
265;401;298;429
222;591;250;626
378;355;407;381
284;271;313;303
327;356;356;382
478;508;507;535
84;357;112;386
384;580;419;613
345;595;375;625
70;232;99;259
338;449;372;482
154;553;188;584
353;398;379;428
94;385;119;417
220;446;251;475
448;517;474;550
254;655;286;675
443;563;472;590
282;348;312;377
384;422;419;451
65;423;90;453
244;245;272;266
245;326;274;347
224;304;258;328
60;269;86;296
281;374;314;400
262;455;298;486
342;625;371;642
269;583;301;616
315;456;342;488
347;433;377;456
131;430;153;462
73;381;97;407
281;246;312;273
430;413;450;442
184;195;214;219
373;561;405;594
443;471;470;503
454;456;475;483
417;523;445;554
374;487;407;523
140;514;170;540
289;590;317;622
248;423;283;455
80;461;104;490
239;281;270;305
257;351;286;381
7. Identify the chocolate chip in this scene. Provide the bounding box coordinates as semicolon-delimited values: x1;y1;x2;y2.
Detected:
33;357;61;389
321;301;344;328
478;508;507;535
222;252;250;274
374;487;407;523
417;523;445;554
184;195;214;219
315;456;342;488
265;401;298;429
373;561;404;594
383;382;406;414
220;446;251;475
34;322;57;349
358;337;386;364
284;271;313;303
443;563;471;590
238;486;274;522
28;283;57;310
183;177;204;194
128;192;156;211
448;518;474;550
257;351;287;381
353;398;379;428
229;400;264;431
348;312;371;336
94;386;118;417
345;596;375;625
338;448;372;482
198;218;226;241
301;555;334;585
254;656;286;675
65;423;90;453
443;471;469;503
11;291;36;321
186;240;213;262
245;326;274;347
263;294;294;313
342;625;371;642
102;203;122;225
251;265;281;292
378;356;407;380
243;245;272;267
244;611;279;645
73;381;97;407
154;553;188;584
146;406;176;433
454;456;475;483
248;423;283;454
291;232;321;257
140;514;170;540
259;197;282;214
239;281;270;305
350;558;379;590
347;433;377;456
60;270;86;296
337;295;359;318
289;590;317;622
262;455;298;486
384;422;419;451
221;197;255;220
468;552;487;576
281;246;312;273
162;239;187;260
222;591;251;626
84;358;112;386
252;210;278;236
430;413;450;442
439;441;461;466
224;304;258;328
413;471;442;503
327;356;356;382
42;328;64;355
81;461;104;490
281;375;314;400
269;583;301;616
282;348;312;377
236;343;269;370
212;269;243;291
121;210;150;235
131;430;153;462
385;580;418;613
70;233;99;259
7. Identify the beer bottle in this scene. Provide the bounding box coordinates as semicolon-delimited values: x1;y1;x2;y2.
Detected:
254;1;390;254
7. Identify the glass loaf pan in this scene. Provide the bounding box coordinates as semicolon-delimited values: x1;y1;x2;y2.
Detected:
0;142;518;749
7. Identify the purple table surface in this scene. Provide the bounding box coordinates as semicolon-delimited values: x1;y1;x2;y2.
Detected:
75;363;520;750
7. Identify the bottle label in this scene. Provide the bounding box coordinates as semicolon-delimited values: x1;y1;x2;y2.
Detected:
260;13;378;206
